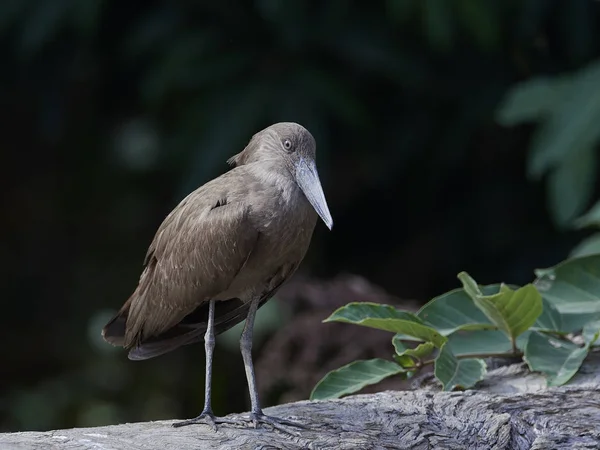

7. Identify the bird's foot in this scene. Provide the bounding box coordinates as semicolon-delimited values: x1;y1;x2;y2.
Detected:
242;411;305;436
172;410;238;432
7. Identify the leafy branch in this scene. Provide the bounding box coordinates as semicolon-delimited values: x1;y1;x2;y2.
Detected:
310;254;600;400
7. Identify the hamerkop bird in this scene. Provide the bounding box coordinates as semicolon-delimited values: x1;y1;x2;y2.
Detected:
102;122;332;432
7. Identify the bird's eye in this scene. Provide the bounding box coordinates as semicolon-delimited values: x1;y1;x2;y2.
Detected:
283;139;293;151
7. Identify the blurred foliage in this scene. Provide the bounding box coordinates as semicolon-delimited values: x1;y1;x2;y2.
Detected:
497;60;600;227
2;0;600;433
571;200;600;257
312;255;600;399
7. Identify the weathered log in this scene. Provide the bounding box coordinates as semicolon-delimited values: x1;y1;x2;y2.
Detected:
2;352;600;450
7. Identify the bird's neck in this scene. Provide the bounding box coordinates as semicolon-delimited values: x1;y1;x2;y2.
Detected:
245;160;310;210
246;158;295;185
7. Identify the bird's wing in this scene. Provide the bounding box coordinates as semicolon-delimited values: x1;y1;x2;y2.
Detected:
126;262;299;360
122;175;259;348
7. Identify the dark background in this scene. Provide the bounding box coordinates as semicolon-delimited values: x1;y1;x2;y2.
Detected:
2;0;600;432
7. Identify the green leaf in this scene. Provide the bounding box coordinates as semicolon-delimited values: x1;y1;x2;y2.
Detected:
417;286;500;335
447;329;532;357
447;330;512;355
391;336;416;367
401;342;436;359
393;354;414;368
563;313;600;335
574;200;600;229
458;271;483;297
582;320;600;346
570;233;600;258
458;273;543;341
310;359;405;400
496;77;569;126
392;335;407;355
325;302;447;347
547;146;597;227
434;343;487;391
392;335;435;366
534;254;600;332
533;297;563;332
527;60;600;179
524;332;591;386
325;302;422;323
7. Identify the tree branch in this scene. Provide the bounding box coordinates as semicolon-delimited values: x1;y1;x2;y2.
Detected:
3;352;600;450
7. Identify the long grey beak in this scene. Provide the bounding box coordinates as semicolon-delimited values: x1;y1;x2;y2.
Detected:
295;158;333;230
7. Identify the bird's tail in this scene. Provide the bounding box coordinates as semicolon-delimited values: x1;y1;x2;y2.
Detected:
101;298;132;347
127;329;202;360
101;297;200;359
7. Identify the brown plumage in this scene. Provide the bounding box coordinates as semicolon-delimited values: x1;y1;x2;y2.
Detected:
102;122;332;432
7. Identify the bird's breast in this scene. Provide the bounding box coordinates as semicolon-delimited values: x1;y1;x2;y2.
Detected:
218;185;317;302
256;183;317;244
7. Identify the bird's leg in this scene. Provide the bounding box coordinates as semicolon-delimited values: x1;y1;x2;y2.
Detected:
173;300;237;431
240;299;261;413
239;299;305;434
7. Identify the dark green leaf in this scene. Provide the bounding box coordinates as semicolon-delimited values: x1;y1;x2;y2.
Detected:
533;297;563;332
570;233;600;258
574;201;600;229
325;302;447;347
563;314;600;335
582;320;600;346
326;302;422;323
496;77;568;126
534;254;600;332
434;343;486;391
310;359;405;400
417;287;497;335
448;330;512;355
547;146;597;227
448;328;532;357
524;332;590;386
527;60;600;179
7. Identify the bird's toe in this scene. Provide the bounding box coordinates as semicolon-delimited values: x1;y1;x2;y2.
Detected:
248;412;305;435
172;411;238;431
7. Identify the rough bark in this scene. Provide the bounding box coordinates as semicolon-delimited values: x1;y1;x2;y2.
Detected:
3;353;600;450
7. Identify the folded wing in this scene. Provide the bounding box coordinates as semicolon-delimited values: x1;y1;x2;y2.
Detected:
102;179;259;353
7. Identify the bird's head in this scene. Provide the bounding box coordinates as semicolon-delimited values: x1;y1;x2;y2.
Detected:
228;122;333;230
